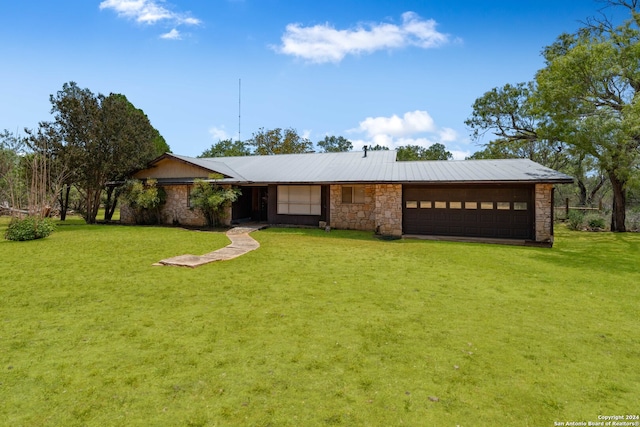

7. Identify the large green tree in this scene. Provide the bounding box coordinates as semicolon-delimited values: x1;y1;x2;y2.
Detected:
199;139;250;158
248;128;313;155
396;143;453;161
317;135;353;152
46;82;168;223
534;3;640;231
465;82;609;209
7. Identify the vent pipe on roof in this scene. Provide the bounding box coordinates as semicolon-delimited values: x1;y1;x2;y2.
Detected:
363;145;368;157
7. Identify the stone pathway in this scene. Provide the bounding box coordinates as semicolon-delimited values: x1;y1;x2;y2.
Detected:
155;224;265;267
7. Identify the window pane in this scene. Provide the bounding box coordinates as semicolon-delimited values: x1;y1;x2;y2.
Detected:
481;202;493;209
289;186;311;204
420;201;432;208
465;202;477;209
406;201;418;208
450;201;462;209
353;186;366;203
277;186;288;203
514;202;527;210
435;201;446;209
277;203;289;214
289;204;311;215
341;186;352;203
497;202;510;210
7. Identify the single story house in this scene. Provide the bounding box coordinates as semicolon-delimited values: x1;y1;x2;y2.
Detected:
122;149;573;246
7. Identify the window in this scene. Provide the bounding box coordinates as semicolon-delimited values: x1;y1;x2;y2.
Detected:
497;202;510;210
277;185;321;215
342;185;365;204
406;201;418;208
435;201;446;209
450;201;462;209
465;202;477;209
420;201;432;209
481;202;493;210
514;202;528;211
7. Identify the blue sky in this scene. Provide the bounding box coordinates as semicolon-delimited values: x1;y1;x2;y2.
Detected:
0;0;628;159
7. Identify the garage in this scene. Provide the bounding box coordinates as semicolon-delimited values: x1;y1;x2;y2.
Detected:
403;185;535;240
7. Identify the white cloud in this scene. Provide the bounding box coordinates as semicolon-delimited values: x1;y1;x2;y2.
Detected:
99;0;201;31
209;126;231;141
276;11;450;63
348;110;465;157
438;127;458;143
450;150;471;161
357;110;436;137
160;28;181;40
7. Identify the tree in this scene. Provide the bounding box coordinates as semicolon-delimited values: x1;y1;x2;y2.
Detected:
46;82;168;224
189;175;241;227
0;130;27;212
465;82;607;208
248;128;313;155
317;135;353;152
199;139;250;158
534;5;640;231
465;82;568;170
396;143;453;161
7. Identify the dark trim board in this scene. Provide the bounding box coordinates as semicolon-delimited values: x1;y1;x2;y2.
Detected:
402;184;535;240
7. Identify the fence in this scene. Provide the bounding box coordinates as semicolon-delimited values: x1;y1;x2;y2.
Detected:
554;198;602;220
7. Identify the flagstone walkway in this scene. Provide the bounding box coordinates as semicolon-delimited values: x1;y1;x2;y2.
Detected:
155;224;266;268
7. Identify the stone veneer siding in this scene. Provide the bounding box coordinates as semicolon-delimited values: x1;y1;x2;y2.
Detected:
120;184;231;227
329;184;402;236
329;185;376;231
535;183;554;243
374;184;402;236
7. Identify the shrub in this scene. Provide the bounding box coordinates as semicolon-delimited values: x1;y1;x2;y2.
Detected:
5;216;56;241
567;210;585;231
189;175;241;227
585;214;606;230
119;179;166;225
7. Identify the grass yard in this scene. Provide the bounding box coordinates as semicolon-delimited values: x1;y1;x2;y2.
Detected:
1;218;639;426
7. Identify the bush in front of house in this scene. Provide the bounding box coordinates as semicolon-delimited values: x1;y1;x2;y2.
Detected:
189;176;241;227
5;216;56;241
120;179;166;225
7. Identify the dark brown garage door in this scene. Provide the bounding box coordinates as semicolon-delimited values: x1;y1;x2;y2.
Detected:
403;185;534;239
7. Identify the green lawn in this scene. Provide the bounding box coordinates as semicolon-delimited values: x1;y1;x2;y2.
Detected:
1;218;638;426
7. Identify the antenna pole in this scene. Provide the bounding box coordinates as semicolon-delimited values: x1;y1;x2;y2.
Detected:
238;78;241;143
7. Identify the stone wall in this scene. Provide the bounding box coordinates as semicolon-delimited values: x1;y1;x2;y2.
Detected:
329;185;376;231
374;184;402;236
535;183;554;243
329;184;403;236
120;184;232;227
161;185;205;226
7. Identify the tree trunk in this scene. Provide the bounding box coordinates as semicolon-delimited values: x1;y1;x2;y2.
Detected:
103;186;118;221
59;184;71;221
577;178;588;206
587;176;606;207
83;187;102;224
608;172;627;232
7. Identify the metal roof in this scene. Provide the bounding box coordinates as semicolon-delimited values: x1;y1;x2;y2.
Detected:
156;151;573;184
